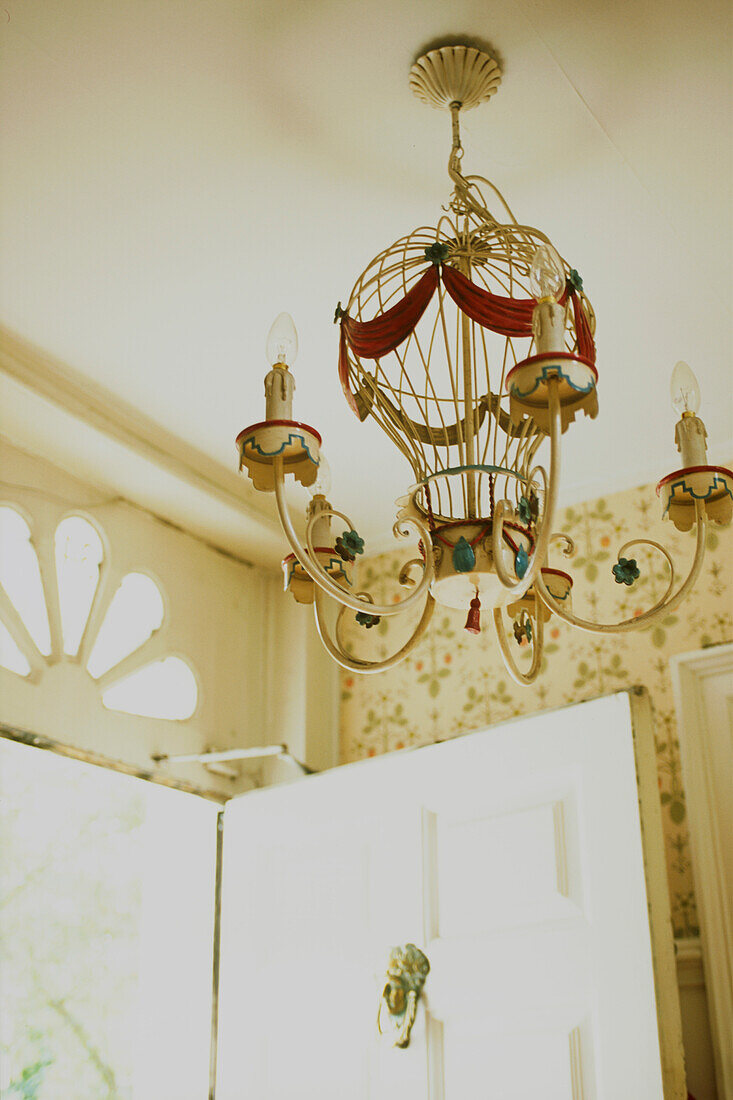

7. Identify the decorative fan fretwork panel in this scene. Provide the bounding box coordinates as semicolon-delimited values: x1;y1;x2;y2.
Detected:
0;507;197;722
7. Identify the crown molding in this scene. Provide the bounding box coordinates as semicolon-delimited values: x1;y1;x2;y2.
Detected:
0;325;286;566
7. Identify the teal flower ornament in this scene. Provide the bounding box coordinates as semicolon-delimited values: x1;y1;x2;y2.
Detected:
452;536;476;573
355;610;381;629
424;242;450;266
336;529;365;562
612;557;640;586
568;268;584;292
518;496;532;524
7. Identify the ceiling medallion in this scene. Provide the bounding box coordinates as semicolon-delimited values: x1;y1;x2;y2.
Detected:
236;44;731;685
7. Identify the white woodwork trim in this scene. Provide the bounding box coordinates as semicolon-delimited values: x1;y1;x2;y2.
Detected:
553;799;570;899
0;325;284;565
675;938;705;992
670;644;733;1100
629;688;688;1100
421;808;444;1100
568;1027;585;1100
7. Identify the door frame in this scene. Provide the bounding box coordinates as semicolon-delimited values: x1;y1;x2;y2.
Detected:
628;688;687;1100
670;643;733;1099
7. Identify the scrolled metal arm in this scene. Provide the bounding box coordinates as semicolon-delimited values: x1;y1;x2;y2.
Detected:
491;379;562;598
535;500;707;634
273;456;435;617
314;587;436;675
550;532;575;558
493;592;545;686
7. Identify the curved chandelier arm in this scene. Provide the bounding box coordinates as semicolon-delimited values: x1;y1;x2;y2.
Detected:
550;532;575;558
492;593;544;687
313;587;436;674
273;457;435;618
491;380;561;597
535;500;707;634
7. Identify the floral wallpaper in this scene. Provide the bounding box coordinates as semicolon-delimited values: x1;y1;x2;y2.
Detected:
339;471;733;937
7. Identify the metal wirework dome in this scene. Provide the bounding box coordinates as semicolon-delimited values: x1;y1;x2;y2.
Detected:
338;202;595;525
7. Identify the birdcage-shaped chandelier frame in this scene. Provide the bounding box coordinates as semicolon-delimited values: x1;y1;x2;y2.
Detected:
236;43;732;686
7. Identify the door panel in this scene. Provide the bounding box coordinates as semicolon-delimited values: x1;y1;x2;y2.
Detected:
442;1021;587;1099
217;802;429;1099
432;797;581;936
217;692;684;1099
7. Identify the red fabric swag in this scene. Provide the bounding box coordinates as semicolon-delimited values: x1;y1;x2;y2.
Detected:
338;327;361;417
442;264;536;336
341;265;439;358
443;265;595;362
338;262;596;415
569;288;595;361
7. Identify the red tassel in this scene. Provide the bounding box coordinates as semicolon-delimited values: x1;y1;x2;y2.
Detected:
465;595;481;635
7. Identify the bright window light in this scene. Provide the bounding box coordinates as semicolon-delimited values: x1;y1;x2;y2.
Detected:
0;506;52;656
55;516;104;657
0;619;31;677
86;573;164;680
102;657;198;720
0;738;217;1100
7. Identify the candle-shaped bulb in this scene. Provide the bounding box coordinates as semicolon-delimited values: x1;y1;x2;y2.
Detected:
266;312;298;368
529;243;565;303
670;361;701;416
309;455;332;498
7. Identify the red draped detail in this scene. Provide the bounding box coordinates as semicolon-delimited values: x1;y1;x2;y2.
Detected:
338;263;596;416
341;265;439;358
338;326;361;417
569;288;595;361
442;264;536;336
443;265;595;363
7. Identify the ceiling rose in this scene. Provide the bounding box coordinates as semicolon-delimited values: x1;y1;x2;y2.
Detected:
235;44;732;685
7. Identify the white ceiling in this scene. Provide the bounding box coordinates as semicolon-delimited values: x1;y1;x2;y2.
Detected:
1;0;731;562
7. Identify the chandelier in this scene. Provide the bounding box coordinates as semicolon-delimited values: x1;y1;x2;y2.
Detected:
236;44;732;686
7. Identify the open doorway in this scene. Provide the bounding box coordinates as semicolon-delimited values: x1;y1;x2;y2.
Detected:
0;737;219;1100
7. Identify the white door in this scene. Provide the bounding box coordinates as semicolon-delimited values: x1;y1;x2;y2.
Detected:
216;692;685;1099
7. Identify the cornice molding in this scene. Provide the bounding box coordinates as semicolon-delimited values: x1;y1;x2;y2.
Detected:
0;325;284;562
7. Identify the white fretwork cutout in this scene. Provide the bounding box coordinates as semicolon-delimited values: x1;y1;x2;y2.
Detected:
55;515;104;657
0;506;52;657
0;508;198;722
87;573;164;679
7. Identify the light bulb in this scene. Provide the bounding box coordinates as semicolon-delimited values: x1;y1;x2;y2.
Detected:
670;361;701;416
529;243;565;302
266;312;298;367
309;455;332;497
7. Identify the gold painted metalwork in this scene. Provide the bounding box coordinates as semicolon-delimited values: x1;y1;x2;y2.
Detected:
377;943;430;1049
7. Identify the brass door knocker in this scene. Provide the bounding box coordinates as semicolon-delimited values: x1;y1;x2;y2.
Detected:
377;943;430;1049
